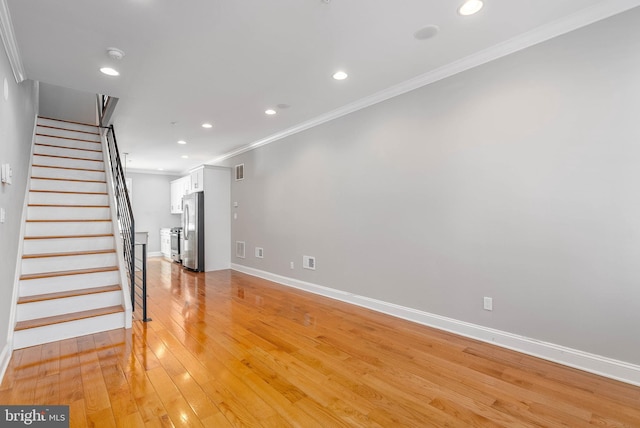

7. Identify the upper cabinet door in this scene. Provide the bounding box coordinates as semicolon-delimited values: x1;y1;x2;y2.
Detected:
170;180;181;214
190;168;204;193
170;176;191;214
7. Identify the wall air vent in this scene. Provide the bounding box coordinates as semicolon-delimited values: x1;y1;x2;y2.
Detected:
235;164;244;181
236;241;246;258
303;255;316;270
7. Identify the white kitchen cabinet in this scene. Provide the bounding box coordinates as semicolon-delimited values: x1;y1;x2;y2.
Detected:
160;228;171;258
189;167;204;193
182;175;191;196
170;176;191;214
170;179;182;214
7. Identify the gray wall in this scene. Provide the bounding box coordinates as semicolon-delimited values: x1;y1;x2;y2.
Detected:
0;51;37;358
39;82;97;125
224;8;640;365
127;172;180;254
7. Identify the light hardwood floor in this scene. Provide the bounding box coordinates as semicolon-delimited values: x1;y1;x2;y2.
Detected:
1;257;639;427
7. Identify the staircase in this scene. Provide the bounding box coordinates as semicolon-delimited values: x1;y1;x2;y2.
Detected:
13;117;131;349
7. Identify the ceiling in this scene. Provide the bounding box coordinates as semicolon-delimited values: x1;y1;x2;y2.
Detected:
5;0;639;174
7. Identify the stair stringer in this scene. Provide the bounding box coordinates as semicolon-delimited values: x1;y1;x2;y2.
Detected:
3;111;38;374
100;128;133;328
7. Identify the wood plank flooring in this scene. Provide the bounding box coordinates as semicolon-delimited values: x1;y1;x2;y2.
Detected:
1;257;639;427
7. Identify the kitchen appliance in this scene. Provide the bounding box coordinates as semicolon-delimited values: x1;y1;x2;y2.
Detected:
170;227;182;262
182;191;204;271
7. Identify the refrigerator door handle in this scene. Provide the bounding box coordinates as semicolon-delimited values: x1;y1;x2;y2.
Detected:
183;204;189;239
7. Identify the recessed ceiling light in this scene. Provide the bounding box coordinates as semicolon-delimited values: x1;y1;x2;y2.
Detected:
265;109;277;115
177;140;187;145
414;25;440;40
181;155;189;159
201;123;213;128
157;168;164;171
100;67;119;76
458;0;483;16
332;71;348;80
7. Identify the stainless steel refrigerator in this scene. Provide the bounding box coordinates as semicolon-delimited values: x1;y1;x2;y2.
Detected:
182;191;204;271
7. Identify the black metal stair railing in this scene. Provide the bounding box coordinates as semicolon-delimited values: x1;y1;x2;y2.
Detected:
104;125;151;322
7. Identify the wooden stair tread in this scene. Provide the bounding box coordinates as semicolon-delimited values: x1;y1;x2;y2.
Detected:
23;248;115;259
37;124;100;136
14;305;124;331
36;133;101;144
31;176;106;183
18;285;121;304
35;142;102;152
20;266;118;280
34;153;103;162
24;234;114;240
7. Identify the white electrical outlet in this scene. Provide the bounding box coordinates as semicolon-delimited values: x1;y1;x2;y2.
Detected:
255;247;264;258
290;261;294;269
0;207;5;223
483;297;493;311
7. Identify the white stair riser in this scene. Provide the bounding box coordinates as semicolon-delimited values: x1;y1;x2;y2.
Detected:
22;252;117;275
28;206;110;220
17;291;123;321
33;154;104;171
25;221;113;236
19;270;121;297
31;166;106;182
13;312;125;350
30;179;106;193
37;118;99;135
36;126;101;142
29;192;109;206
23;236;115;255
34;144;103;161
25;221;112;236
36;135;102;151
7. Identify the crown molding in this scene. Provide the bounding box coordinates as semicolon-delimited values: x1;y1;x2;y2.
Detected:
0;0;25;83
208;0;640;165
125;168;182;177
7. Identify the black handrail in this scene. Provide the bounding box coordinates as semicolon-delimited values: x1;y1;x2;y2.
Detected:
104;125;150;322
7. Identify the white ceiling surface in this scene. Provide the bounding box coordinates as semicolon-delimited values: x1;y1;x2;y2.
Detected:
6;0;639;173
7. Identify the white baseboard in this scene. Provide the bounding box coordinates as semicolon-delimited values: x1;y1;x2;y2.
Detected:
0;341;12;384
231;263;640;387
147;251;162;258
